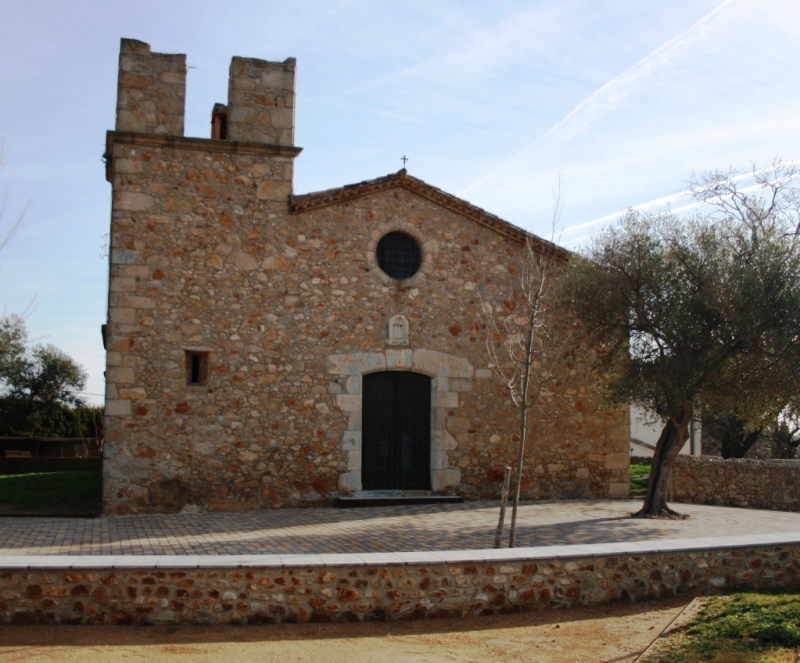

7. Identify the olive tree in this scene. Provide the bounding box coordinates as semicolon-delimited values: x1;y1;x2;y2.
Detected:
568;159;800;517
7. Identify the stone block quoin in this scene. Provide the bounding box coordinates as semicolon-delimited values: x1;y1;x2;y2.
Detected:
116;39;187;136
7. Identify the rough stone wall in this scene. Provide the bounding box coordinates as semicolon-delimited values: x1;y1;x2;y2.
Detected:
103;157;628;513
102;40;629;515
2;544;798;624
103;134;299;514
116;39;186;136
227;57;296;145
673;456;800;511
293;191;630;502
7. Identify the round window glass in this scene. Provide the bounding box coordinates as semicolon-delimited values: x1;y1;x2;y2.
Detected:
376;231;422;279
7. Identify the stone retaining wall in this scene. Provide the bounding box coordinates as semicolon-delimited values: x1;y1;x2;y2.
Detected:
2;538;799;624
674;456;800;511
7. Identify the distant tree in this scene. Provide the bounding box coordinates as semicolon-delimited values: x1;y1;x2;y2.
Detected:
0;144;95;439
767;419;800;459
701;413;763;459
0;314;98;437
703;410;800;460
568;159;800;517
22;402;104;440
0;313;26;378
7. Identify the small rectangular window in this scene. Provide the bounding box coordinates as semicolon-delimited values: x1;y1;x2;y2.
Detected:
185;351;209;385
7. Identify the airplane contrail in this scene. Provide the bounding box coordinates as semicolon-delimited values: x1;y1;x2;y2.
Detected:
459;0;741;197
561;159;800;244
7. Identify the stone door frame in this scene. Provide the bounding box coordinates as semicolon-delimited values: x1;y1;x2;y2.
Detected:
327;348;472;493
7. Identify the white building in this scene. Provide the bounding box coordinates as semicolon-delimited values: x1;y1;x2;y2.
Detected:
630;405;701;458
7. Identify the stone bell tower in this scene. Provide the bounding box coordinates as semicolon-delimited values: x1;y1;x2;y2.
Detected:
102;38;303;515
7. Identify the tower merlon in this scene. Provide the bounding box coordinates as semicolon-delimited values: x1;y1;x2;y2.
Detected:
226;56;297;146
116;38;187;137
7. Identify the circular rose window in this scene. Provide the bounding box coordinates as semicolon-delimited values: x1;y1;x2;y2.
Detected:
376;231;422;279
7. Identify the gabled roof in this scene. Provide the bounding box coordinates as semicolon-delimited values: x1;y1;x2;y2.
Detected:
290;169;567;259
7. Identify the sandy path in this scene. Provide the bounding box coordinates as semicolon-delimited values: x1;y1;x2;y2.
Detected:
0;595;694;663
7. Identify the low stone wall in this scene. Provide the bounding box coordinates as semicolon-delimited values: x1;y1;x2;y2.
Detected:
673;456;800;511
2;537;799;624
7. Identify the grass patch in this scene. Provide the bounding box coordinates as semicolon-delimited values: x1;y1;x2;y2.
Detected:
0;471;101;510
630;462;651;492
643;591;800;662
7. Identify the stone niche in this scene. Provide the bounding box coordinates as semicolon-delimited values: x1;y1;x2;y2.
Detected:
327;348;473;493
387;314;409;346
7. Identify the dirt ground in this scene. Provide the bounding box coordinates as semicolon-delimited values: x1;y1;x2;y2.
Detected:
0;594;695;663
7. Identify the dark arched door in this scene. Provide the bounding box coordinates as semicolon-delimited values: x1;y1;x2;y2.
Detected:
362;371;431;490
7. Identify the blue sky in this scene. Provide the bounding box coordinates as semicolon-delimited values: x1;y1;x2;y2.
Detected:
1;0;799;403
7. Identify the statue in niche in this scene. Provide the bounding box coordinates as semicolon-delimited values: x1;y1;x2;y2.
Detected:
387;314;409;346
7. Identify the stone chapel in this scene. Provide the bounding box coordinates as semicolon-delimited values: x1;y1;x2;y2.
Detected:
102;39;629;515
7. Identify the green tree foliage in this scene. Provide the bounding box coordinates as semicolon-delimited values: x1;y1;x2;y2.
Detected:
768;419;800;459
0;314;26;378
701;409;800;460
568;159;800;517
0;314;101;438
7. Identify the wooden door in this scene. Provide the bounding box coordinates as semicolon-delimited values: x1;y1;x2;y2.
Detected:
361;372;431;490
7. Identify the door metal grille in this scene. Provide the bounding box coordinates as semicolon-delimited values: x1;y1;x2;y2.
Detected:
362;371;431;490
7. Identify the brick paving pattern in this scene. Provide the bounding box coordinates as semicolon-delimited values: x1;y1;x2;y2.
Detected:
2;500;800;556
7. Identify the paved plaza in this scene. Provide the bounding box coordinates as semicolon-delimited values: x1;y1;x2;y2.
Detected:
2;500;800;556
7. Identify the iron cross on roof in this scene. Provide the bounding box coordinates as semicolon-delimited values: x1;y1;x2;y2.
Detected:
401;155;408;168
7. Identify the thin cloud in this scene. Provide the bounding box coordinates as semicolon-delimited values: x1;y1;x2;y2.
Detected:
460;0;746;197
561;160;800;247
347;2;581;93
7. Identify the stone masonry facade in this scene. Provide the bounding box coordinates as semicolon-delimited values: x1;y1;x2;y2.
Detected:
102;38;629;515
2;543;799;624
673;456;800;512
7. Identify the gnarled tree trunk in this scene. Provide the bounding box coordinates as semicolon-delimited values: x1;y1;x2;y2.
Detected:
634;402;692;518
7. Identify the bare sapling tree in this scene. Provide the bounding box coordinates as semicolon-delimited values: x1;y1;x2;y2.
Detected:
482;186;568;547
0;138;29;255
